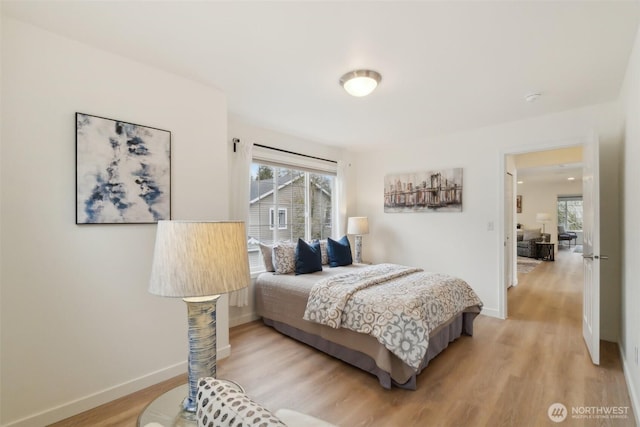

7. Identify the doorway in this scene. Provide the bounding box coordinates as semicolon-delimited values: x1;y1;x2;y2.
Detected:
500;143;585;319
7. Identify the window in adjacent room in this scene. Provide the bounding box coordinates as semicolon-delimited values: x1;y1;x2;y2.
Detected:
557;195;583;231
248;161;335;272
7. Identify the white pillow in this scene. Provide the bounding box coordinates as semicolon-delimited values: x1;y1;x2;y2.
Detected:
259;242;275;272
522;229;541;240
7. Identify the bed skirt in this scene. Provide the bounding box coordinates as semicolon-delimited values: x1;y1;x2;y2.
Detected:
262;311;478;390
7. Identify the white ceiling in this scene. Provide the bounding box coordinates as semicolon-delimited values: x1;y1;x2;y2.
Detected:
517;163;583;184
3;1;639;150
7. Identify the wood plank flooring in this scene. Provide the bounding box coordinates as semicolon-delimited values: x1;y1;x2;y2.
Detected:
51;248;635;426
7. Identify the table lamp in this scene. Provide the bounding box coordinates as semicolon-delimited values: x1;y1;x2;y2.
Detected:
148;221;250;414
347;216;369;264
536;213;551;242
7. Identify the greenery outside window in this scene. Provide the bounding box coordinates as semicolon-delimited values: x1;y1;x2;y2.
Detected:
557;195;583;231
248;163;334;272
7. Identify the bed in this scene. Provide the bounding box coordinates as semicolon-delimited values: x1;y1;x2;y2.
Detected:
255;262;482;389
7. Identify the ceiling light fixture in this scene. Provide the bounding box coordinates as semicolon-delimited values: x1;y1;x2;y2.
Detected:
340;69;382;97
568;177;575;181
517;180;523;184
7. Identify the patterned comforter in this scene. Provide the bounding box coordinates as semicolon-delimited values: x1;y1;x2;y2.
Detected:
303;263;483;370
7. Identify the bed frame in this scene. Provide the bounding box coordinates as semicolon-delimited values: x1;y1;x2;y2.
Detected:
255;265;480;389
262;312;478;389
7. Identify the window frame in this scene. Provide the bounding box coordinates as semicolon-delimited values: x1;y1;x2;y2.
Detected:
269;207;288;230
247;153;337;274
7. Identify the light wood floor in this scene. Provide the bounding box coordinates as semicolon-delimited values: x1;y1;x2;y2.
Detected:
52;248;635;426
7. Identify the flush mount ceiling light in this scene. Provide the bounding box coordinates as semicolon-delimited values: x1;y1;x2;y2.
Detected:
340;69;382;97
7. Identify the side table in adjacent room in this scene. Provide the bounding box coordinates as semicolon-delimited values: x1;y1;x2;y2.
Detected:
536;242;555;261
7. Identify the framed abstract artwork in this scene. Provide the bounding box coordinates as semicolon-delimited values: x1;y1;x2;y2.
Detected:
76;113;171;224
516;195;522;213
384;168;463;213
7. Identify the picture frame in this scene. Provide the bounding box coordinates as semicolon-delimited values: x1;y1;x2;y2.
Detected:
384;168;463;213
516;195;522;213
76;113;171;224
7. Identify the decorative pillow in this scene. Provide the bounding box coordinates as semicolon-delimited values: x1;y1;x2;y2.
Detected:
326;236;353;267
259;242;275;272
319;240;329;265
196;377;286;427
295;239;323;275
522;229;541;241
272;242;296;274
308;239;329;265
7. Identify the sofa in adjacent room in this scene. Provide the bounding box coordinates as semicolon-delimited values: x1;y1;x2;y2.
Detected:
517;229;550;258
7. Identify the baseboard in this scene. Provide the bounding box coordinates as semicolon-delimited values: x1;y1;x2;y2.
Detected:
218;343;231;360
229;312;260;328
2;361;187;427
479;307;501;319
619;342;640;426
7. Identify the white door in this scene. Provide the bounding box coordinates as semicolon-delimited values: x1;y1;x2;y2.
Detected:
582;132;601;365
505;172;514;289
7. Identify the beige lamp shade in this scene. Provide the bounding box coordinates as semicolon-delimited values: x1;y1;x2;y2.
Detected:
347;217;369;235
148;221;250;297
536;213;551;223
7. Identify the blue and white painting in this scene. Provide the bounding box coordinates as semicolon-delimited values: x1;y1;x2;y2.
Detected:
76;113;171;224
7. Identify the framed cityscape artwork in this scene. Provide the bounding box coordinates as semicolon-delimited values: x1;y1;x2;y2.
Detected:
384;168;463;213
76;113;171;224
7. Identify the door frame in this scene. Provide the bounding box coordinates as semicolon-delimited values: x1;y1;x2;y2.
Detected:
505;171;515;290
498;136;587;319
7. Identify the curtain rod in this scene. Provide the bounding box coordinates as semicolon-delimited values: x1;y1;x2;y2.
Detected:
232;138;337;164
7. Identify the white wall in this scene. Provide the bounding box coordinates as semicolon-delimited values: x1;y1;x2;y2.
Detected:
353;102;622;321
1;18;230;426
620;21;640;424
226;115;352;326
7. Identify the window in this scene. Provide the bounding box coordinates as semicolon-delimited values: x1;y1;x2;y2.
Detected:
557;196;583;231
269;207;287;230
248;162;334;272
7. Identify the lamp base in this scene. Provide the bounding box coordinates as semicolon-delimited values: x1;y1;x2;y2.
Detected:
182;295;221;412
354;235;363;264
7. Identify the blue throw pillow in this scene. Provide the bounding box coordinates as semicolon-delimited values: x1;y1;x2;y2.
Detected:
326;236;353;267
295;238;322;275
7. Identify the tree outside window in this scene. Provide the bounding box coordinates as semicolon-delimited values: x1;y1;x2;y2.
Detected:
557;196;583;231
248;163;334;272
